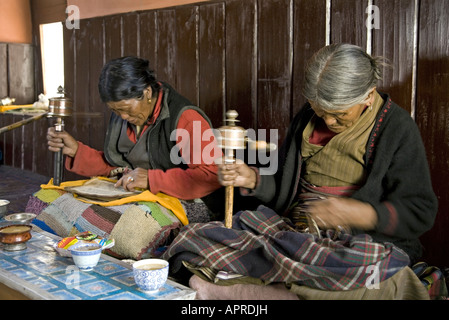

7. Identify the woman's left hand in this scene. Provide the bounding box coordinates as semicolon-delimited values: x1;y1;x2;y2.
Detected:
307;197;378;231
115;168;149;191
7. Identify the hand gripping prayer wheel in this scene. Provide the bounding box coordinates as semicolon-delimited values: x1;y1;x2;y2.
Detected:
217;110;246;228
47;86;73;186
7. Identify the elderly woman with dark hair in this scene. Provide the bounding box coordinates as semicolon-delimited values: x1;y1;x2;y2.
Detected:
47;56;222;215
162;44;438;300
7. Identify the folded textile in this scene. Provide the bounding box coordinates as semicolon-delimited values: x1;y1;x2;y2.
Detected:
412;262;448;300
40;177;188;225
163;205;410;291
289;266;430;300
27;184;185;260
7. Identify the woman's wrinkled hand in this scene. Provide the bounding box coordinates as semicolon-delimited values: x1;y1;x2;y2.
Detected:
115;167;149;192
215;158;257;190
47;127;79;158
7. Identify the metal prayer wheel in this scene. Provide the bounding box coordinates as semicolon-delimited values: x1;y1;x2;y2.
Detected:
47;86;73;186
217;110;246;160
217;110;277;153
217;110;277;228
47;86;73;118
217;110;246;228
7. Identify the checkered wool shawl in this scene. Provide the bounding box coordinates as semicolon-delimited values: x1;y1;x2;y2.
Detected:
163;205;410;291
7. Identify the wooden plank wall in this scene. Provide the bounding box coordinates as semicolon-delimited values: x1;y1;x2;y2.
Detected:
415;0;449;268
0;43;35;105
0;42;37;172
1;0;448;267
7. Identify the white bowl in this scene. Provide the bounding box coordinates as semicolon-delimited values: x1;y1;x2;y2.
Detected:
133;259;169;293
69;243;103;271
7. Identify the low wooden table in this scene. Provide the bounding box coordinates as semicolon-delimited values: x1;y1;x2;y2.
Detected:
0;228;196;300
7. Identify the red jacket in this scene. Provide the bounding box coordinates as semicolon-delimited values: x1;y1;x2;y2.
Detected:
65;99;221;200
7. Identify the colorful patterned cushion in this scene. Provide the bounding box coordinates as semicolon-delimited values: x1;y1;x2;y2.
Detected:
26;189;182;260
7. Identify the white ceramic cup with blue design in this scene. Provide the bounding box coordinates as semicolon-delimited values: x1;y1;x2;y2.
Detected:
69;243;103;271
133;259;169;293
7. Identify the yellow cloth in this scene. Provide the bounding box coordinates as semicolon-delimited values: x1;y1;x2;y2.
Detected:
40;177;188;225
33;188;65;203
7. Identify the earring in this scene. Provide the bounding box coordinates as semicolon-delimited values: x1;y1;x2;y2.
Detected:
148;98;152;104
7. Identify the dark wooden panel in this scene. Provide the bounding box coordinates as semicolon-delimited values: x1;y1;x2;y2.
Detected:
175;6;199;105
8;44;35;105
103;15;123;139
331;0;367;49
415;0;449;268
87;18;106;152
122;13;140;57
104;15;124;62
224;0;257;130
65;18;90;182
155;9;177;85
372;0;416;114
76;19;98;157
2;114;13;166
156;6;199;105
61;25;81;182
198;2;225;128
22;114;34;171
0;43;7;98
12;114;24;169
63;25;75;113
257;0;293;142
292;0;327;116
63;18;107;182
32;117;52;177
73;20;91;116
139;11;158;64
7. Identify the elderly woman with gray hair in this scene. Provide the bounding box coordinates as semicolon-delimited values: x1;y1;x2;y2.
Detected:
162;44;438;300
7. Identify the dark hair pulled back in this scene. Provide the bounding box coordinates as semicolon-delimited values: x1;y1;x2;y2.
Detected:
98;56;160;103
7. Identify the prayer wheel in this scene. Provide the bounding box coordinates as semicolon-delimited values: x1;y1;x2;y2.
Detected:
217;110;246;228
217;110;277;228
47;86;73;118
47;86;73;186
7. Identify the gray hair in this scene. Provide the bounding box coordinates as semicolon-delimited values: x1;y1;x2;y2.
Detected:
302;44;384;110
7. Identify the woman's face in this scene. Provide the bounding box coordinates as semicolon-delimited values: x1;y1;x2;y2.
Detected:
308;89;376;134
309;102;367;133
107;88;153;126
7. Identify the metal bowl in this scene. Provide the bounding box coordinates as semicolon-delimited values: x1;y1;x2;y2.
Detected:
0;224;32;251
0;200;10;218
4;213;36;224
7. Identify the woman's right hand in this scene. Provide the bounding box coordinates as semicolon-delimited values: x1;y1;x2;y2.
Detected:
47;127;79;158
216;158;257;189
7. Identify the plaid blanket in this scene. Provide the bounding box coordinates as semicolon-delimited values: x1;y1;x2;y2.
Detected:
163;205;410;291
